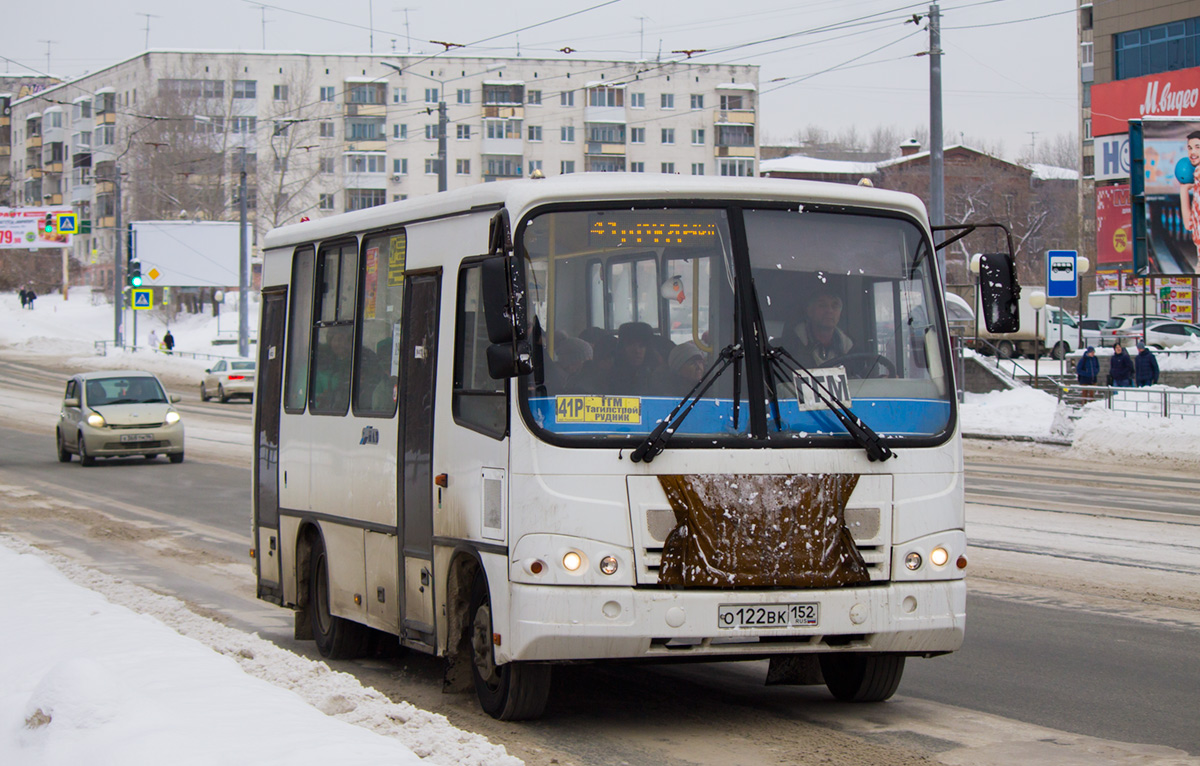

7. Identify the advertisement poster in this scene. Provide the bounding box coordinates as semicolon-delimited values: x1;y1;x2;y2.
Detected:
1092;67;1200;137
1140;119;1200;275
1096;184;1132;266
0;208;75;249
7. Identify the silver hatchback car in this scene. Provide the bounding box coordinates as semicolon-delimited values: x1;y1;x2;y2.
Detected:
56;371;185;465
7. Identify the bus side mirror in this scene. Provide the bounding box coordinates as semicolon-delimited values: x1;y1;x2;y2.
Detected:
977;253;1020;334
480;211;532;378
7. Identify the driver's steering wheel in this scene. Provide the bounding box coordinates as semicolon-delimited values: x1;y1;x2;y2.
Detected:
824;353;896;379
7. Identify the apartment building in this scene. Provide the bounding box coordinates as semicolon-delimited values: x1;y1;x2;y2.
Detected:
2;50;759;289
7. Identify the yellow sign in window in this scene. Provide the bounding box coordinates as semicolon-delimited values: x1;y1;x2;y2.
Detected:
555;396;642;425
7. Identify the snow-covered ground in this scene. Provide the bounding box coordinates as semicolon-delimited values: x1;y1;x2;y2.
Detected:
1;288;1198;763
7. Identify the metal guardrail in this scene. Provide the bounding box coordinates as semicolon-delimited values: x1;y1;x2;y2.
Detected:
966;338;1040;385
1056;384;1200;420
110;344;252;363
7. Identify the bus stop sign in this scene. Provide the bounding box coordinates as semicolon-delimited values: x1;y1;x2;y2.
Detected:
1046;250;1078;298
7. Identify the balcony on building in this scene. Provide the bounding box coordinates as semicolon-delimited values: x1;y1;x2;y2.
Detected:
585;122;626;157
43;141;65;174
42;106;66;142
585;157;626;172
481;117;524;156
482;155;523;183
344;151;388;190
71;96;93;127
345;112;387;152
24;178;42;203
0;94;9;129
714;84;757;125
482;81;525;120
94;88;117;124
345;79;388;117
715;122;756;158
584;83;626;124
94;160;116;195
26;112;43;149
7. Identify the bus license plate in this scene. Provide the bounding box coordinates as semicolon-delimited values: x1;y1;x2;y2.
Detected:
120;433;153;442
717;603;819;629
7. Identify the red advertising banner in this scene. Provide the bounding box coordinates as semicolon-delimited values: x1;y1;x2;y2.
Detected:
1092;67;1200;137
1095;184;1132;265
0;207;75;249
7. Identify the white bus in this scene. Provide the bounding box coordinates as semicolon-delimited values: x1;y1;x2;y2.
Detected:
251;174;1018;720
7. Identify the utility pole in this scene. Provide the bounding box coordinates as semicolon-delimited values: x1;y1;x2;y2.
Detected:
437;100;448;192
238;148;250;359
928;2;945;282
369;0;375;54
113;168;125;347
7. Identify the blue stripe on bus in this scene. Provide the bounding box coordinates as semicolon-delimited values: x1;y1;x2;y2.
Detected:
528;397;951;437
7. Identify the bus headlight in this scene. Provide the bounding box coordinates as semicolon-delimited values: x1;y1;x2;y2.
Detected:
86;412;106;428
930;546;949;568
165;411;181;425
599;556;618;575
904;552;922;571
562;551;582;572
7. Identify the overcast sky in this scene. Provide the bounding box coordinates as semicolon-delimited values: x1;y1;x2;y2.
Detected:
3;0;1077;160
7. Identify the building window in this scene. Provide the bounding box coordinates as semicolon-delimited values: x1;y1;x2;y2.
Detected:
1084;118;1092;140
1114;18;1200;80
716;124;754;147
719;94;745;111
273;84;289;101
661;128;675;145
274;156;288;172
393;194;408;202
691;128;705;145
346;154;386;173
561;160;575;174
630;92;645;108
345;189;386;211
560;90;575;107
691;163;705;175
1083;83;1092;109
320;156;335;173
588;124;625;143
425;124;438;140
483;84;524;104
319;121;335;138
588;86;624;107
630;127;645;144
425;159;438;174
393;123;407;139
661;93;674;109
1081;41;1094;66
393;87;407;103
561;125;575;142
457;124;471;140
1082;154;1094;177
233;80;256;99
661;162;675;174
690;94;704;109
484;157;521;177
485;120;521;139
319;193;335;210
457;159;471;175
527;89;542;105
719;158;755;177
630;161;645;173
347;120;382;140
347;84;385;104
393;158;408;174
457;88;471;104
425;88;439;103
528;159;543;173
528;125;542;141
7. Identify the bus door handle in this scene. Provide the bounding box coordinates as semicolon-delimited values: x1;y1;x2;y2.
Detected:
420;567;431;592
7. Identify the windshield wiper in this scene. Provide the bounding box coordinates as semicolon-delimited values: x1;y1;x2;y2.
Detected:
764;345;896;463
630;343;743;464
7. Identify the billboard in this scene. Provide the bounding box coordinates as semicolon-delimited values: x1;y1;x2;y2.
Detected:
1139;118;1200;275
1096;184;1132;265
1094;135;1130;181
0;207;75;249
1092;67;1200;137
129;220;249;288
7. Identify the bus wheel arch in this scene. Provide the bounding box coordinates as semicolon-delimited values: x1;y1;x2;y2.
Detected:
303;525;370;659
466;567;551;720
443;552;483;692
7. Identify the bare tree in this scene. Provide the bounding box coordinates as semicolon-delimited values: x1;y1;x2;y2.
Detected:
260;62;335;229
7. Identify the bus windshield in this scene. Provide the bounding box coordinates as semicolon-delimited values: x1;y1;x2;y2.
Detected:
519;204;953;447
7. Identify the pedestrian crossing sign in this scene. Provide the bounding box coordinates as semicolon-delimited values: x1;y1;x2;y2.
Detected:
56;214;78;234
131;289;153;310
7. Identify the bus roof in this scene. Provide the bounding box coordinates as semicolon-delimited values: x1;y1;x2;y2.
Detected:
262;174;930;251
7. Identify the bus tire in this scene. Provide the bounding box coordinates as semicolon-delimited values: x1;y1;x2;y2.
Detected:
469;574;551;720
820;653;905;702
309;535;370;659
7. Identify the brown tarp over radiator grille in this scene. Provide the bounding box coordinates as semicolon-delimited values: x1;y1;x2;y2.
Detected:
657;474;870;588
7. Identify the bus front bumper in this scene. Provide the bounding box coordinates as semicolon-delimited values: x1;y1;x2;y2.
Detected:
502;580;965;663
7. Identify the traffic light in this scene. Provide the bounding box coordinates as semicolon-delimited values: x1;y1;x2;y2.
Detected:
128;260;143;287
43;214;54;234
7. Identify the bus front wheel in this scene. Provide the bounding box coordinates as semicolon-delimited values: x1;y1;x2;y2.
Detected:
309;536;371;659
469;575;551;720
820;653;905;702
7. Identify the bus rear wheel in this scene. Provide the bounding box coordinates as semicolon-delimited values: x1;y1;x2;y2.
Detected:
820;653;905;702
309;536;370;659
469;575;551;720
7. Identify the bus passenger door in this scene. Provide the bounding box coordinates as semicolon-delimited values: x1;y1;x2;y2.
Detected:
254;288;287;598
398;271;441;645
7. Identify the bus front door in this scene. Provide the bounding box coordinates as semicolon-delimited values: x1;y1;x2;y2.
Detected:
398;271;441;646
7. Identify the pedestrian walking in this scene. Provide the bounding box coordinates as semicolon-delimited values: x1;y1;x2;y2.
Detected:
163;330;175;355
18;288;28;309
148;330;159;351
1109;342;1135;387
1076;346;1100;401
25;288;36;309
1135;340;1160;387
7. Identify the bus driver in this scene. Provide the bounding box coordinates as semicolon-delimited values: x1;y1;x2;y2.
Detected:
789;283;853;368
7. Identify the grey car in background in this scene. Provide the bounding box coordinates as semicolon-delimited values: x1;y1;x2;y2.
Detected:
200;359;256;402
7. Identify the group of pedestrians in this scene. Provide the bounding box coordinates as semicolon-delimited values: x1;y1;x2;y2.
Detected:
1076;340;1159;388
17;287;37;309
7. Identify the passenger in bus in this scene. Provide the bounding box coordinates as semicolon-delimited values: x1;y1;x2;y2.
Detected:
312;329;353;410
571;329;617;393
787;284;853;369
545;336;592;393
608;322;665;396
665;341;707;394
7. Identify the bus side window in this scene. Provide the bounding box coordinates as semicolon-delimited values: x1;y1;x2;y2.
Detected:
453;262;507;438
283;246;315;413
354;230;405;417
310;241;358;415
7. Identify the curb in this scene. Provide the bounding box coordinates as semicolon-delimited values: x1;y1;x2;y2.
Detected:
963;432;1073;447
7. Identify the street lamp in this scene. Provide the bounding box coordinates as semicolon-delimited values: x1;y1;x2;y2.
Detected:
1029;289;1047;388
214;289;224;335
